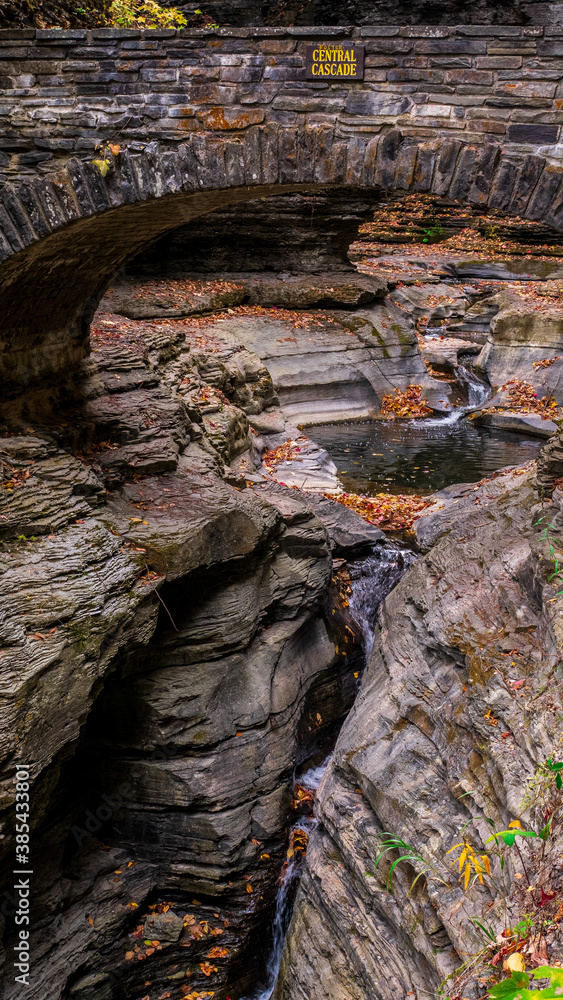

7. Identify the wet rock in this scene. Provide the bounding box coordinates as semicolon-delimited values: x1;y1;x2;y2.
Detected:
199;301;451;425
143;910;183;944
444;257;563;282
420;335;480;371
536;424;563;497
248;409;287;435
0;436;105;539
261;485;385;557
476;291;563;395
390;281;469;326
275;463;563;999
469;409;557;439
0;291;368;1000
447;294;501;344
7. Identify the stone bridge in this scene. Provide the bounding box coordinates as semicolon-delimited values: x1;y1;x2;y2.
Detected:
2;24;563;401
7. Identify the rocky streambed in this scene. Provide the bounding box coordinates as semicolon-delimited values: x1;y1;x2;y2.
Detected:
3;236;563;1000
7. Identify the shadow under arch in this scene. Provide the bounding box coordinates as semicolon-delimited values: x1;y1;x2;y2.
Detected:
1;124;563;404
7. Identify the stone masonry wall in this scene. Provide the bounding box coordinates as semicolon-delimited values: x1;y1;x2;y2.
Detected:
2;24;563;184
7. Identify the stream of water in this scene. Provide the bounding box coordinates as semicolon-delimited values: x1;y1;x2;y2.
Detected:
251;758;329;1000
246;545;415;1000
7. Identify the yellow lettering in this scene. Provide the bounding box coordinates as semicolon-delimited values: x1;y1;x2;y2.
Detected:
308;44;362;77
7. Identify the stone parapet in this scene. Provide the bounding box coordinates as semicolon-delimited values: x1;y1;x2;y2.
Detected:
1;25;563;182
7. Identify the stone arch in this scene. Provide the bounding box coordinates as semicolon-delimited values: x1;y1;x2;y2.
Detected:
1;124;562;402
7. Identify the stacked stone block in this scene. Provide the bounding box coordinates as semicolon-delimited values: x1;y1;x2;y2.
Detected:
1;25;563;182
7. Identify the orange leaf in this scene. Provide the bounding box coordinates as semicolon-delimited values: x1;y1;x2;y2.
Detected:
199;961;218;976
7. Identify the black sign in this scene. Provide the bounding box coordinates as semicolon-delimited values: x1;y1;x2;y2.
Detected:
305;43;364;81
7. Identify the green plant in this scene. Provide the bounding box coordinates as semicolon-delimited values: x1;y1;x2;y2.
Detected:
108;0;187;28
547;760;563;791
489;965;563;999
421;221;446;244
371;833;452;894
535;516;563;597
484;223;500;240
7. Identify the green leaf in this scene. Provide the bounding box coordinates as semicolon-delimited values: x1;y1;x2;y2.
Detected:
488;971;530;999
468;917;496;941
92;158;110;177
531;966;563;987
487;829;539;847
539;819;552;841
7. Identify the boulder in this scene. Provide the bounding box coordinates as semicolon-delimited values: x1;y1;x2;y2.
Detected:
469;410;557;439
475;291;563;400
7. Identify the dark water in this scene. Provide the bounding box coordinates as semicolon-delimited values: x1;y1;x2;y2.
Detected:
311;417;543;496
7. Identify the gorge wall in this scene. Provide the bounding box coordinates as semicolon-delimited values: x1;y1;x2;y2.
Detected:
0;279;389;1000
3;18;563;1000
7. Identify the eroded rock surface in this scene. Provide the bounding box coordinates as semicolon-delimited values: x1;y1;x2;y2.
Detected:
0;296;382;1000
100;273;452;426
275;463;563;999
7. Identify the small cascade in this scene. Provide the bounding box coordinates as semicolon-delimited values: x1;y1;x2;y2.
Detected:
347;545;417;656
455;361;490;409
252;859;302;1000
412;357;491;428
246;546;415;1000
250;760;330;1000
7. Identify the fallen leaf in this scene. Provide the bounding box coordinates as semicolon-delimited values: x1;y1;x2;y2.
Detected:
504;953;525;972
199;961;218;977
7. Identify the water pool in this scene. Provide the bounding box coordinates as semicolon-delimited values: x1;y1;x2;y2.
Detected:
310;417;543;496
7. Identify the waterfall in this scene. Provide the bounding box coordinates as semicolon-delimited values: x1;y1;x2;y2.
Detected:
412;358;491;428
252;760;329;1000
455;362;491;409
347;545;417;656
246;544;415;1000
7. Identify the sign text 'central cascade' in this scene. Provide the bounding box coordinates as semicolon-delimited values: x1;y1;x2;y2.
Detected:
305;44;365;80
